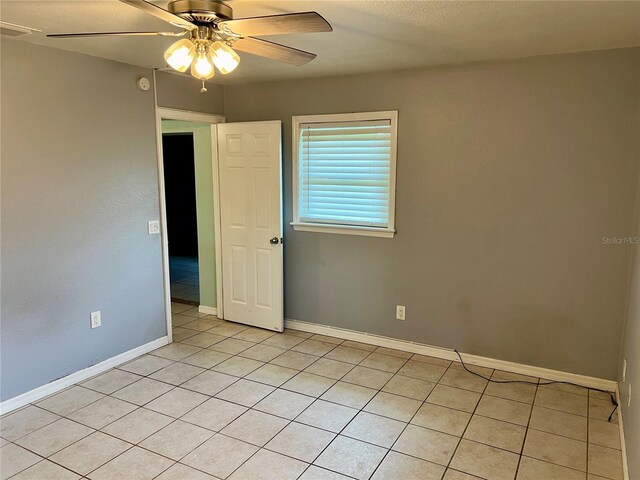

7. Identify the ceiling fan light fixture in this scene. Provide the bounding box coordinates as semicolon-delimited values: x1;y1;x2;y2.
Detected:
164;38;195;72
211;41;240;74
48;0;332;92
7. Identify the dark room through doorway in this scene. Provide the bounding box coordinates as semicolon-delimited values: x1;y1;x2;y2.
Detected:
163;132;200;305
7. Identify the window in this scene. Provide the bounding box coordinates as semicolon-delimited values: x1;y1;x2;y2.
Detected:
291;111;398;238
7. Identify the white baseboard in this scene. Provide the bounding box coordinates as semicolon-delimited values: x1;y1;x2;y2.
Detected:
617;387;630;480
0;336;169;415
198;305;218;316
285;319;618;392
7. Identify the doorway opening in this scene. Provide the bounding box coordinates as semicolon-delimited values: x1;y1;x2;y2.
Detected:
163;132;200;305
157;109;225;345
155;108;284;341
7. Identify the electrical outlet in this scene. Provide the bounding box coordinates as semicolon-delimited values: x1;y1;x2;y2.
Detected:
90;311;101;329
148;220;160;234
396;305;406;321
623;358;627;383
629;384;632;408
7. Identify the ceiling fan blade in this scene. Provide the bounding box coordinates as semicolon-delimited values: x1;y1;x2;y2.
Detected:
47;31;186;38
118;0;196;30
233;37;316;66
218;12;332;37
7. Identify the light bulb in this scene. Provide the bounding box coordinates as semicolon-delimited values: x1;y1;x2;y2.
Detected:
211;41;240;74
191;50;215;80
164;39;195;72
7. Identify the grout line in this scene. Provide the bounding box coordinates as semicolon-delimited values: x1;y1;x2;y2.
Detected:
441;364;493;478
586;389;591;476
1;448;46;479
292;352;413;478
366;357;435;478
513;375;539;478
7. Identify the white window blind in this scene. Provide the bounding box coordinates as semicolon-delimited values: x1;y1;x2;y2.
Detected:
298;119;392;228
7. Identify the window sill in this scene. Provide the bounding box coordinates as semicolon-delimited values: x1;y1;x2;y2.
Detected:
290;222;395;238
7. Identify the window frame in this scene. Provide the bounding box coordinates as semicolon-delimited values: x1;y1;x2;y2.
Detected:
291;110;398;239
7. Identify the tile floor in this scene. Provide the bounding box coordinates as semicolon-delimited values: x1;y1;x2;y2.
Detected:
0;304;625;480
169;256;199;304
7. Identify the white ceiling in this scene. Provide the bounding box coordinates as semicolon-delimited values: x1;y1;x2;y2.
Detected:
1;0;639;84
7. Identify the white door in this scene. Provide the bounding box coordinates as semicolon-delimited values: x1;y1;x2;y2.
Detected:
217;121;283;331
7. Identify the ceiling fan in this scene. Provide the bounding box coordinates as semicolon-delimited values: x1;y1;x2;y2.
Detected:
48;0;332;91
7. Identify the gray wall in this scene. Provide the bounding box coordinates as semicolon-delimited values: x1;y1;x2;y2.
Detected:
156;71;224;114
0;39;165;401
225;47;640;380
620;171;640;479
1;37;637;405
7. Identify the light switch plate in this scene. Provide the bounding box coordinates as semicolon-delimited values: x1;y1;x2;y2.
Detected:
148;220;160;234
90;311;101;329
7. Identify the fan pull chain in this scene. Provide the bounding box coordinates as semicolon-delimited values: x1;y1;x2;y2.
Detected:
200;80;207;93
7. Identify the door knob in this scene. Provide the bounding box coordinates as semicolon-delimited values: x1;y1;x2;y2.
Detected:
270;237;279;245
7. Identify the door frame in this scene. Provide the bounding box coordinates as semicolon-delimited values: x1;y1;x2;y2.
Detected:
154;105;226;342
